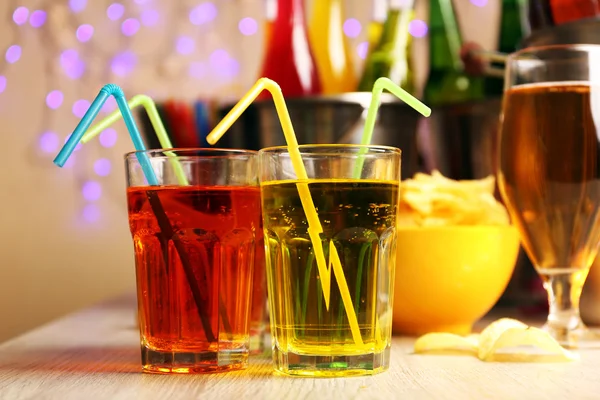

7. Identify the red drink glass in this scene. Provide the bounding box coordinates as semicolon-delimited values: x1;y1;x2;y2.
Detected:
125;149;262;373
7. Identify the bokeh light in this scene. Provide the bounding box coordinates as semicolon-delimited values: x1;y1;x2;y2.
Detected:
46;90;64;109
111;51;137;76
176;36;195;55
72;99;91;118
94;158;112;176
343;18;362;38
101;97;117;113
82;204;101;223
60;49;85;79
0;76;6;93
238;17;258;36
29;10;47;28
209;49;239;78
121;18;140;36
99;128;118;147
357;42;369;60
189;62;207;79
470;0;488;7
107;3;124;20
190;2;217;25
39;131;60;153
69;0;87;13
408;19;428;38
13;7;29;25
5;45;22;64
141;9;159;26
76;24;94;42
82;181;102;202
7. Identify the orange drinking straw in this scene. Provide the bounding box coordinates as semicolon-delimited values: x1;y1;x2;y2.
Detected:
206;78;366;347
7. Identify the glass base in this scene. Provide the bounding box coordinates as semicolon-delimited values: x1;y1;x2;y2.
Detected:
141;346;248;374
543;321;600;349
272;347;390;377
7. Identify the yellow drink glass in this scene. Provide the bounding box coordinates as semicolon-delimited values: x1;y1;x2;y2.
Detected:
260;145;401;377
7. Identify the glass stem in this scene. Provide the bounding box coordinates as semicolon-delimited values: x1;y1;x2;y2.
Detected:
544;270;587;332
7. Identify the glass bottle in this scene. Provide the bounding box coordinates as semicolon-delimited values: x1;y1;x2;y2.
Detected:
528;0;555;31
357;0;415;94
484;0;528;97
259;0;321;98
309;0;356;94
424;0;483;106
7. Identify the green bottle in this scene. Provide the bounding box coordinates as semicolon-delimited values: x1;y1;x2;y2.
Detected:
484;0;528;97
424;0;483;106
357;0;415;94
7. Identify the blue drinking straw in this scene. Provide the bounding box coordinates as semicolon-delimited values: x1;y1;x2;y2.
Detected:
53;84;158;185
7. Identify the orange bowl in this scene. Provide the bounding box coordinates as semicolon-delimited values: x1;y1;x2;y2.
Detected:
392;225;520;336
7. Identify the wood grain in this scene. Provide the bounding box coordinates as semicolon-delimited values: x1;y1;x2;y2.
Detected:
0;295;599;400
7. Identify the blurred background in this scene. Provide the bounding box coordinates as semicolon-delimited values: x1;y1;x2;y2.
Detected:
1;0;598;342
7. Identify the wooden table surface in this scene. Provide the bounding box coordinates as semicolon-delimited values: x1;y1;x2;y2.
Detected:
1;295;599;400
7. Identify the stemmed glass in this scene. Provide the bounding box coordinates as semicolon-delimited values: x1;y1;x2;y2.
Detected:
498;44;600;348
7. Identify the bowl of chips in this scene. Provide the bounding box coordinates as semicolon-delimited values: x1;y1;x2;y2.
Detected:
393;171;521;335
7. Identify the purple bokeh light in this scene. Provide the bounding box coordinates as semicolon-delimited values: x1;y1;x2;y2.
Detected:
121;18;140;36
357;42;368;60
189;62;207;79
39;131;59;153
107;3;124;20
141;9;159;26
470;0;488;7
408;19;428;38
190;2;217;26
76;24;94;42
134;0;150;4
343;18;361;38
209;49;239;78
0;76;6;93
60;49;85;79
94;158;112;176
69;0;87;13
46;90;64;109
82;204;101;223
176;36;195;55
111;51;137;76
64;134;83;151
29;10;47;27
72;99;91;118
82;181;102;202
99;128;118;147
101;97;117;113
5;45;22;64
238;17;257;36
13;7;29;25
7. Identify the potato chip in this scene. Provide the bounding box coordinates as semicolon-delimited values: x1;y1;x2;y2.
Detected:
400;170;510;227
478;318;528;360
482;326;578;362
413;318;578;363
414;332;478;355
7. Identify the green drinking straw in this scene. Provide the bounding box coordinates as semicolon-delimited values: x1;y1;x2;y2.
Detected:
353;77;432;179
81;94;189;186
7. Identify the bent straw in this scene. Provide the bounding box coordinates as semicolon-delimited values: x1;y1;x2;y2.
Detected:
80;94;188;186
206;78;366;347
353;77;431;179
53;84;220;343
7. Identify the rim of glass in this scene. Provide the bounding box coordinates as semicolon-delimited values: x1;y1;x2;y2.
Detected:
509;43;600;60
259;144;401;154
125;147;258;160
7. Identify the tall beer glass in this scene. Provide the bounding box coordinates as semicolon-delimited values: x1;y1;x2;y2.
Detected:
499;45;600;347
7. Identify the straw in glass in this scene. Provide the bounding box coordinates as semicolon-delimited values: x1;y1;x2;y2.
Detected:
53;84;222;342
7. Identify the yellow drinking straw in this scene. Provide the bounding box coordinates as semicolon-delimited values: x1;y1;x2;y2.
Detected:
207;77;431;349
206;78;366;347
81;94;189;186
